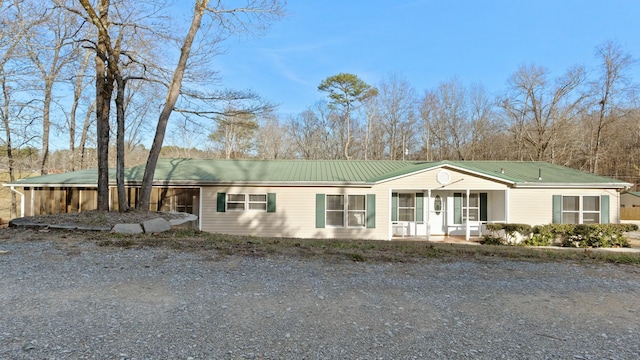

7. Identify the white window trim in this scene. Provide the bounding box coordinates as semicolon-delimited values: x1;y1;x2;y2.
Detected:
226;193;268;212
326;194;367;228
397;193;415;222
562;195;600;224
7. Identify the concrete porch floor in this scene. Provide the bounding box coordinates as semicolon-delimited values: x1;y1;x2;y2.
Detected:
392;235;483;244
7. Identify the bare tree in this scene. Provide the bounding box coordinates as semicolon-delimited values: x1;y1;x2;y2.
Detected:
500;64;586;162
586;40;636;173
209;109;258;159
0;0;45;217
26;2;80;174
138;0;284;210
255;111;293;159
376;73;417;160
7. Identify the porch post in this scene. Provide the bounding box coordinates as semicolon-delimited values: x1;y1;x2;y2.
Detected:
465;189;470;240
30;188;35;216
505;188;510;223
426;189;431;241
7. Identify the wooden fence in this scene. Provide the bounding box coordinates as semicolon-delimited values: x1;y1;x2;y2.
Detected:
621;207;640;220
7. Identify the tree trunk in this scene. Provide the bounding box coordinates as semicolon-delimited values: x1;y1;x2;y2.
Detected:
2;77;17;218
115;75;128;212
94;0;114;211
138;0;209;210
40;79;52;174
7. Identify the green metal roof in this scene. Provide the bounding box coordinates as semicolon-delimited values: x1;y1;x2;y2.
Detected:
2;158;631;188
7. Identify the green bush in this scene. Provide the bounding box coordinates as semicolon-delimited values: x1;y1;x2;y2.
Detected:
485;223;632;248
559;224;630;248
480;235;505;245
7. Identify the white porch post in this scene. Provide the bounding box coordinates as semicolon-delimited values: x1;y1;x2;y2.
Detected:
426;189;431;241
30;188;35;216
465;189;470;240
505;188;510;223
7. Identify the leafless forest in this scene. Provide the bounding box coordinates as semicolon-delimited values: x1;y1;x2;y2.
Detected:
2;1;640;212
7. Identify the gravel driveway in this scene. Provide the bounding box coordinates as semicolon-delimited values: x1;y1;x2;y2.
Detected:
1;238;639;359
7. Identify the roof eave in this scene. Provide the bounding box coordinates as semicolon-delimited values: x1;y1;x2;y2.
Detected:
513;182;631;189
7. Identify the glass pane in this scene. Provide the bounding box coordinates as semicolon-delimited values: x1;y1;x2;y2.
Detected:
464;209;479;221
326;211;344;226
399;208;414;221
468;194;478;207
434;195;442;212
326;195;344;210
348;211;365;227
563;212;579;224
228;194;245;202
348;195;365;210
583;196;599;212
563;196;579;211
249;194;267;202
248;203;267;210
227;202;245;211
399;193;414;207
583;212;600;224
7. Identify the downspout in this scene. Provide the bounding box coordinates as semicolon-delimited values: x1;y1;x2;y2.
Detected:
9;186;25;218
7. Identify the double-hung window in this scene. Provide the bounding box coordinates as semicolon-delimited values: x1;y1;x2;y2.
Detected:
325;194;366;228
398;193;415;222
562;196;600;224
463;193;479;222
226;193;268;212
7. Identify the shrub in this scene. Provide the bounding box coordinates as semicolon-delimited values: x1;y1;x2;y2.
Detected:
480;235;504;245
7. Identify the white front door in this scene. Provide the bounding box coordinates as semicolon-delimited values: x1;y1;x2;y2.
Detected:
429;192;447;235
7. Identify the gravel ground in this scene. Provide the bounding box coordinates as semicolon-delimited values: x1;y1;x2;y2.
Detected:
1;237;639;359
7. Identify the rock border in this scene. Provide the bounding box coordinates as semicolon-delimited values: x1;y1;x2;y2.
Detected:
9;212;198;234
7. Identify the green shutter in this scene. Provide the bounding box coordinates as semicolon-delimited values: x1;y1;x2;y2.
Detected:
454;193;462;224
480;193;488;222
391;192;398;222
600;195;610;224
267;193;276;213
416;193;424;223
552;195;562;224
217;192;226;212
366;194;376;228
316;194;325;228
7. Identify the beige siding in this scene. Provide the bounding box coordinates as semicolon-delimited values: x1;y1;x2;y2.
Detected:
201;186;390;240
509;188;621;225
380;168;510;190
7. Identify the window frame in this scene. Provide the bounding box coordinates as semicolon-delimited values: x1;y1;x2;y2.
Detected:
226;193;268;212
562;195;600;224
325;194;367;228
397;193;415;222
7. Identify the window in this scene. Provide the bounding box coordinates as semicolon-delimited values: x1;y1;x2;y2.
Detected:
562;195;600;224
326;195;345;226
454;192;487;224
325;194;366;228
398;193;415;221
348;195;366;227
463;193;479;222
226;193;268;212
227;194;246;211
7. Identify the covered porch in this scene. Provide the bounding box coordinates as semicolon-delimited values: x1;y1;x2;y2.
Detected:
389;188;508;241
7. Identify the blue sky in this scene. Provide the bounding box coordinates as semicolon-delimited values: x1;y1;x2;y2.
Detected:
210;0;640;115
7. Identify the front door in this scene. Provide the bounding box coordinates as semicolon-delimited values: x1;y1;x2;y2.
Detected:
429;192;447;235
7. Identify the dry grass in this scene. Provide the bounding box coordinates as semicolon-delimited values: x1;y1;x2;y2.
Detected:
86;229;640;265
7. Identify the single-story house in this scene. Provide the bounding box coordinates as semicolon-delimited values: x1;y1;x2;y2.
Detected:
2;159;632;241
